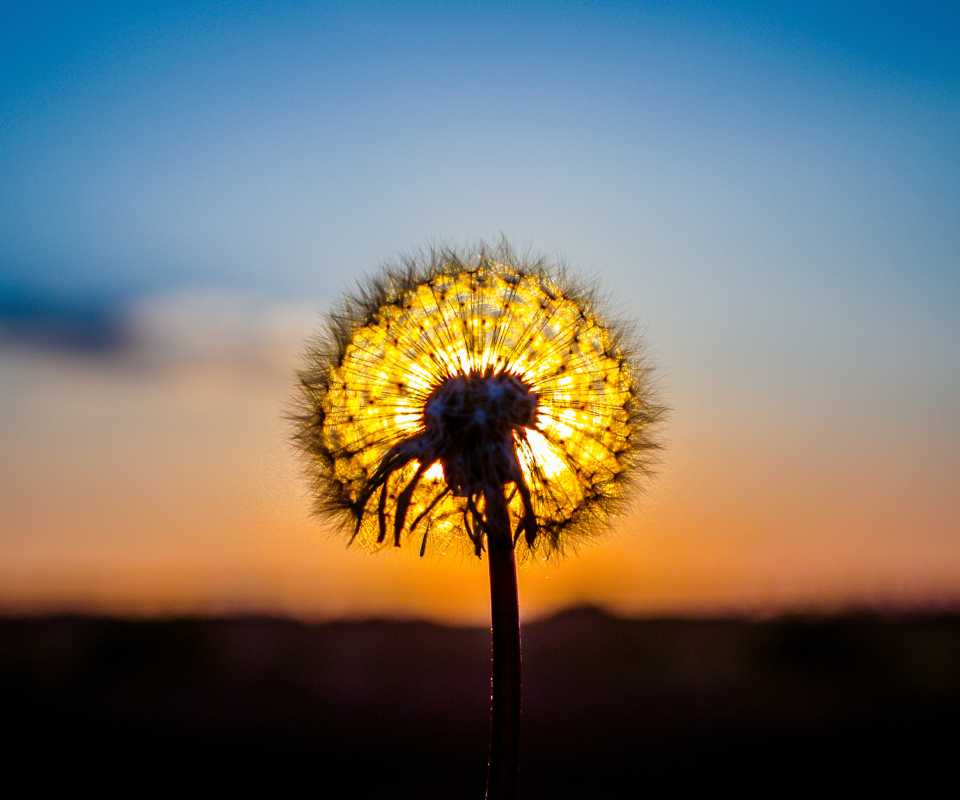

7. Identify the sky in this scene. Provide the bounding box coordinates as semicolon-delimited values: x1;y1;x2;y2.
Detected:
2;0;958;623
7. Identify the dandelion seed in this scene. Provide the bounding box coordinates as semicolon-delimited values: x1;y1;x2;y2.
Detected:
294;240;661;560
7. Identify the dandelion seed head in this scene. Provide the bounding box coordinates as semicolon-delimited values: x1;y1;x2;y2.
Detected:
294;240;662;561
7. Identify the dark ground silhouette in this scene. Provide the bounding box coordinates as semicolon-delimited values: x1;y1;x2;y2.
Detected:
3;607;957;796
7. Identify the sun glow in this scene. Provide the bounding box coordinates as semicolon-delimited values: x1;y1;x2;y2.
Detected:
298;248;656;559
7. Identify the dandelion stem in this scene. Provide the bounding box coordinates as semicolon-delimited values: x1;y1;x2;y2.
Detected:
484;485;521;800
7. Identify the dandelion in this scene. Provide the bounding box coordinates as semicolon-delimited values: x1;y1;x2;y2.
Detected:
294;240;662;799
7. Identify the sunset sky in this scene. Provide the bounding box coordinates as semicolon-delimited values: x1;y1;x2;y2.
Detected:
2;1;958;623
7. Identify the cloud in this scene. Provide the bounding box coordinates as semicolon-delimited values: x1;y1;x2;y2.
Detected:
0;289;319;404
124;289;318;381
0;288;129;354
0;285;319;384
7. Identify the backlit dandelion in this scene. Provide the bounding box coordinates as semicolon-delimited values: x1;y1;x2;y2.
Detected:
295;242;660;558
293;240;662;799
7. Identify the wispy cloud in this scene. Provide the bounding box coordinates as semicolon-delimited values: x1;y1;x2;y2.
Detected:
0;286;318;383
124;289;318;381
0;289;128;354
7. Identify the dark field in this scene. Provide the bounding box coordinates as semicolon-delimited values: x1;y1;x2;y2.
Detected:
3;607;957;797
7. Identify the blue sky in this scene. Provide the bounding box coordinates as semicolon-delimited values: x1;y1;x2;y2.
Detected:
4;1;957;300
2;1;958;617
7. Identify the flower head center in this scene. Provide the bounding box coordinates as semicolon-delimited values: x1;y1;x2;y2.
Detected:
423;370;538;496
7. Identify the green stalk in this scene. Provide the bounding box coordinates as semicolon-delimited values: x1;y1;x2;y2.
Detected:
484;486;521;800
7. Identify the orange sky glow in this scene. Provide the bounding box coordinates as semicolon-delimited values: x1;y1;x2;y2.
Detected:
3;302;957;624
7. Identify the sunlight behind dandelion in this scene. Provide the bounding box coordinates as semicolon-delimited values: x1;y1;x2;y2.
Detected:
297;244;661;561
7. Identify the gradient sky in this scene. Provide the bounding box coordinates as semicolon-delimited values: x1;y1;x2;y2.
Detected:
2;1;958;622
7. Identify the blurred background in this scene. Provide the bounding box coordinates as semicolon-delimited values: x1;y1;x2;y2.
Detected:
2;0;958;622
3;1;958;792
